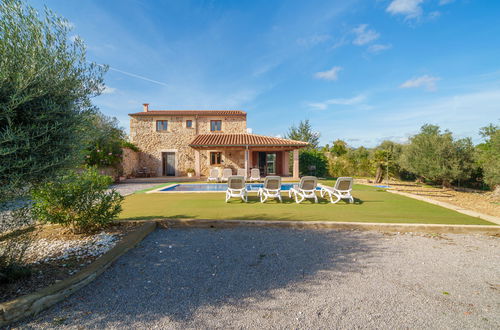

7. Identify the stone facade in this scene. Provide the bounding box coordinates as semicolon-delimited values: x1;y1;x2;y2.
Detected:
129;113;246;176
121;147;139;178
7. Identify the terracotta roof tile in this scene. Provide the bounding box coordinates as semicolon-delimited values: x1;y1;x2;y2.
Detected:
190;134;309;148
129;110;246;116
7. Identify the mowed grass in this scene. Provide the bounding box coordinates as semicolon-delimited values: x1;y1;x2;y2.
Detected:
119;181;494;225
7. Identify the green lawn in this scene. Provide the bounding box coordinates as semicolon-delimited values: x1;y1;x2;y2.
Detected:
119;181;494;225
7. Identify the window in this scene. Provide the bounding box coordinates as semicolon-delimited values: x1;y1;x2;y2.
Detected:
156;120;168;131
186;120;193;128
210;152;222;165
210;120;222;131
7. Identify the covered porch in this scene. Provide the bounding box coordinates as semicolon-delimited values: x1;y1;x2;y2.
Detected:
189;133;309;179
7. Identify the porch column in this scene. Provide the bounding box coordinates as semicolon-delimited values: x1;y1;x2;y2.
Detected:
283;151;290;176
248;149;253;177
244;147;249;177
194;149;201;178
292;149;299;179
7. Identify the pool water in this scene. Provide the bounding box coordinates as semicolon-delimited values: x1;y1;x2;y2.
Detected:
160;183;321;192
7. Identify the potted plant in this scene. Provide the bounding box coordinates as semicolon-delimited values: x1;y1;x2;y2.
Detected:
186;168;195;177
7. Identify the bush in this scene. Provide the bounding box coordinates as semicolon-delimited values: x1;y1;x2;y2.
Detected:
31;168;123;233
400;124;475;187
299;150;328;177
476;123;500;190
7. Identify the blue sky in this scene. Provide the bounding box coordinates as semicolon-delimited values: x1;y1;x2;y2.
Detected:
32;0;500;147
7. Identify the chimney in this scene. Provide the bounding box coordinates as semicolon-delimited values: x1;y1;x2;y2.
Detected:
143;103;149;112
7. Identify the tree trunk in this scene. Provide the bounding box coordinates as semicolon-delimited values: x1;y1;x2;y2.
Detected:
442;180;452;189
375;166;384;183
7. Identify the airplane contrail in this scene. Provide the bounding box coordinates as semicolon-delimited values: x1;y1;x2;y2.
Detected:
96;63;168;87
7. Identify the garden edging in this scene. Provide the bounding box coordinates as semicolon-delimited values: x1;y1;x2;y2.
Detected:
159;218;500;234
0;222;156;327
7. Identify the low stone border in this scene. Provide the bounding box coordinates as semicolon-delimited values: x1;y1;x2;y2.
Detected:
386;190;500;225
0;222;157;327
159;218;500;235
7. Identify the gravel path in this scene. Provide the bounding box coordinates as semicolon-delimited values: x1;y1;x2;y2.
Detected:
14;228;500;329
110;182;161;196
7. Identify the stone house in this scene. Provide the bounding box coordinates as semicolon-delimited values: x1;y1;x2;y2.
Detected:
128;104;308;178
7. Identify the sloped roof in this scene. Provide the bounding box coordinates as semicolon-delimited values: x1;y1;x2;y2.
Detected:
189;133;309;148
129;110;246;116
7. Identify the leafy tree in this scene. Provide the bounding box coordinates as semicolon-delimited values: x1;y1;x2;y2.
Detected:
476;123;500;191
371;141;404;183
284;119;320;149
83;113;127;168
330;139;348;157
0;0;107;203
400;124;475;187
299;149;328;177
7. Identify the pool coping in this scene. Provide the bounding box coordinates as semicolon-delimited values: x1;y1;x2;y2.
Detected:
146;182;324;194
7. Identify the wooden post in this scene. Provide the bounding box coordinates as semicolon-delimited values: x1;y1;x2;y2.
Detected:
293;149;299;179
194;149;201;178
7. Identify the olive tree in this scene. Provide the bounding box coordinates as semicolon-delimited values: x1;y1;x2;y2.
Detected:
0;0;107;281
400;124;475;187
476;123;500;192
0;0;107;204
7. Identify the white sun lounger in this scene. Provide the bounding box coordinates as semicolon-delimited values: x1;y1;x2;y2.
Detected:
257;176;282;203
207;168;220;182
225;176;248;202
221;168;233;182
237;168;247;180
289;176;318;203
320;177;354;203
249;168;260;182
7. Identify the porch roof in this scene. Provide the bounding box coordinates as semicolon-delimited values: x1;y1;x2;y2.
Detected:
189;133;309;148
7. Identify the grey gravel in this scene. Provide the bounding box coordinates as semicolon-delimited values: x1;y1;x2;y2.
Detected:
110;182;161;196
14;228;500;329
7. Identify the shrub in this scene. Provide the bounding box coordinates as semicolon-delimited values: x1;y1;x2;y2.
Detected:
299;149;328;177
476;123;500;190
31;168;124;233
400;124;475;187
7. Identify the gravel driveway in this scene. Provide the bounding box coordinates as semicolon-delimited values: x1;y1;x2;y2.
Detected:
14;228;500;329
110;182;161;196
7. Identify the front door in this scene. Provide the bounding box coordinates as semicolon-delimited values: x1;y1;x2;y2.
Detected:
162;152;175;176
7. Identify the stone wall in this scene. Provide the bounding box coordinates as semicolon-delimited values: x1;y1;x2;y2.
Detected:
199;149;246;176
121;147;139;178
130;114;246;176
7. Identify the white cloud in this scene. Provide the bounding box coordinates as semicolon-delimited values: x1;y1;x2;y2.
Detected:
386;0;424;19
308;94;366;110
314;66;342;81
101;86;117;94
352;24;380;46
368;44;392;53
400;75;441;91
296;34;331;47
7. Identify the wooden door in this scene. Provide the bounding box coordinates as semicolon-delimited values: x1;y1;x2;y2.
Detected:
162;152;176;176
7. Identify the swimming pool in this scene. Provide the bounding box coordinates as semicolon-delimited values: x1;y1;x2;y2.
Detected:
158;183;322;192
